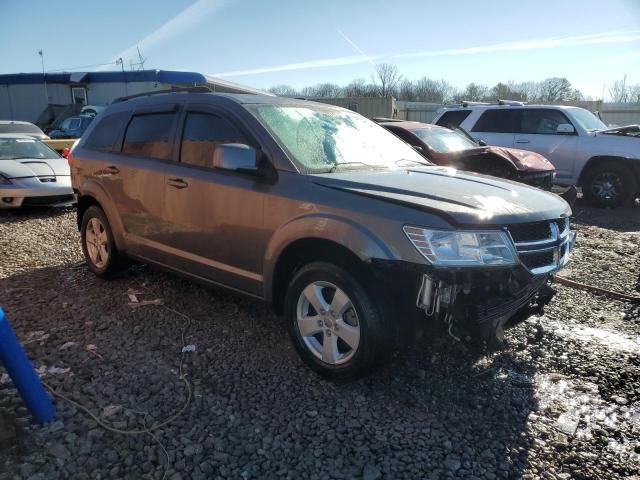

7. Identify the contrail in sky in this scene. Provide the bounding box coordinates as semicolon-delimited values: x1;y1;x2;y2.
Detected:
337;29;377;67
102;0;230;69
212;30;640;77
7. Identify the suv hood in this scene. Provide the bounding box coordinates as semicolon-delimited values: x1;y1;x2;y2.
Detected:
0;157;70;179
313;166;570;226
599;124;640;138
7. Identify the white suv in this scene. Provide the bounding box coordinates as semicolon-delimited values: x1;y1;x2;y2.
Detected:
432;102;640;207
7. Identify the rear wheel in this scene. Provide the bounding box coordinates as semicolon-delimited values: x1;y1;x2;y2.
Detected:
80;205;126;277
582;163;638;208
285;262;387;380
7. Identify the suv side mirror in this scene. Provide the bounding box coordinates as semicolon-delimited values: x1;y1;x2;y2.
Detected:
556;123;575;135
477;139;487;146
412;145;423;153
214;143;259;173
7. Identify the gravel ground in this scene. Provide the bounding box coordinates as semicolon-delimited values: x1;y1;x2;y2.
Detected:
0;200;639;480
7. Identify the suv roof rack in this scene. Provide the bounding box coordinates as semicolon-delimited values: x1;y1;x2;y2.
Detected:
372;117;403;123
112;86;213;104
444;99;526;108
498;99;525;106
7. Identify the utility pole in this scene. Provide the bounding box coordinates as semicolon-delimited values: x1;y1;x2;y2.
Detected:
136;46;146;70
38;50;48;105
117;57;128;95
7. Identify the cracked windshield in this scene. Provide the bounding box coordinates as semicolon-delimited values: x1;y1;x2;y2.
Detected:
253;105;428;172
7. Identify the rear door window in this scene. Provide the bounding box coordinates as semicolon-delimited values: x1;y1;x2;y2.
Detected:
519;109;573;134
122;112;176;160
180;112;247;168
472;109;520;133
84;112;129;153
435;110;471;129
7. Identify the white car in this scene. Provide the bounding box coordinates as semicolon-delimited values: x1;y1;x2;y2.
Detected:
432;102;640;207
0;134;75;208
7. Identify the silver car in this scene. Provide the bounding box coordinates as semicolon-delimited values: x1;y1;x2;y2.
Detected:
0;134;75;208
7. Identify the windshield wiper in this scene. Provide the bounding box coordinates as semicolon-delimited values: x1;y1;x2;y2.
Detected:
395;158;431;167
328;162;388;173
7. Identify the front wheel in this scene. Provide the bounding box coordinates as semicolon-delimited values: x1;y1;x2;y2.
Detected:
582;163;638;208
284;262;388;380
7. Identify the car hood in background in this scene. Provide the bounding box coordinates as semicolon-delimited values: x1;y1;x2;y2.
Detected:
0;157;70;179
453;146;555;173
313;166;570;226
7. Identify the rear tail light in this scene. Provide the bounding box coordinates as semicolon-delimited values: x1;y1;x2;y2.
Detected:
61;148;70;158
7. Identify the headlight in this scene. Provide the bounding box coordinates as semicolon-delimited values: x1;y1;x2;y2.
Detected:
0;174;12;185
403;226;518;266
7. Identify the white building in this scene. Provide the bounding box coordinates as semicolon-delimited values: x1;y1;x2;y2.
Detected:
0;69;269;128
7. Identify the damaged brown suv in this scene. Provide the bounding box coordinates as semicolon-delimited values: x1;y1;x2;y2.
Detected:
70;89;576;380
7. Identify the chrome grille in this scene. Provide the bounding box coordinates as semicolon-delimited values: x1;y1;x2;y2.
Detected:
507;218;574;275
508;221;552;243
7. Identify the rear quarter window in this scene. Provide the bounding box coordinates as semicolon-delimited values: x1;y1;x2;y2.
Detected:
435;110;471;129
122;112;176;160
84;112;130;153
471;109;520;133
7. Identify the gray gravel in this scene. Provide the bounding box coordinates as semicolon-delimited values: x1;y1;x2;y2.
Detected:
0;201;639;479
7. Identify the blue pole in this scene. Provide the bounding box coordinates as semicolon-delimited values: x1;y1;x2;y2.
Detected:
0;308;55;424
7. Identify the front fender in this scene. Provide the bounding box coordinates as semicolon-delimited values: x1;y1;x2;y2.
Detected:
78;179;127;250
263;213;398;303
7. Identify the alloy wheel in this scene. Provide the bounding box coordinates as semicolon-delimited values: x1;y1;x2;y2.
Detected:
591;171;623;201
85;217;109;268
296;281;361;365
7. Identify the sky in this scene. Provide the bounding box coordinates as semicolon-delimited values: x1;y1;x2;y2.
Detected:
1;0;639;99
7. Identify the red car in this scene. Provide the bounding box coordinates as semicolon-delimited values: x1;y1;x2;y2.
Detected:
378;120;557;191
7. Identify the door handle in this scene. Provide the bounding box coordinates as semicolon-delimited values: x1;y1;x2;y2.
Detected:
167;178;188;189
101;165;120;175
515;139;530;144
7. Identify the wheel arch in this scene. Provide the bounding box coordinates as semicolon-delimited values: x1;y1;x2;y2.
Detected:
578;155;640;187
76;181;126;250
264;215;397;314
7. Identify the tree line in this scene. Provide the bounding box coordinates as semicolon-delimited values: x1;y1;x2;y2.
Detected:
268;63;639;104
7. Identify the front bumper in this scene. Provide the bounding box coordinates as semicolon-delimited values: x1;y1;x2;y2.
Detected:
372;237;574;350
0;176;75;208
518;171;555;190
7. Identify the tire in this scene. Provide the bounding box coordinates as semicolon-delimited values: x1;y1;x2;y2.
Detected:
284;262;388;381
582;162;638;208
80;205;127;278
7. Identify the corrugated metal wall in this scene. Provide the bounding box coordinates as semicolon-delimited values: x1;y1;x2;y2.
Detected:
396;101;442;122
599;103;640;127
0;81;175;122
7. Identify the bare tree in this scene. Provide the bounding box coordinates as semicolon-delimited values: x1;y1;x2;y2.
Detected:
343;78;375;97
511;81;538;101
301;83;343;98
398;79;417;101
458;83;489;102
374;63;402;97
268;85;299;97
609;75;629;102
538;77;575;102
413;78;453;103
629;84;640;103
